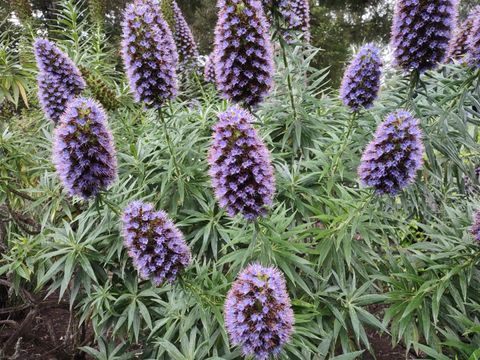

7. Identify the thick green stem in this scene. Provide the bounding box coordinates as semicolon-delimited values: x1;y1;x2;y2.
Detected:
330;112;357;179
280;41;298;124
158;108;181;177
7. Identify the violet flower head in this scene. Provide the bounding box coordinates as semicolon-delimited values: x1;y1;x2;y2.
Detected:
467;11;480;68
208;106;275;220
121;0;178;109
213;0;274;106
274;0;311;42
358;110;424;196
204;53;216;83
171;0;199;67
340;43;383;112
471;210;480;242
52;98;117;200
122;201;191;285
225;264;294;360
391;0;459;72
34;38;86;123
447;6;480;62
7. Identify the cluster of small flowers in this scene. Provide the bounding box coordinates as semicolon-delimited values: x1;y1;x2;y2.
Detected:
391;0;458;72
447;6;480;62
121;0;178;109
208;106;275;220
225;263;294;360
213;0;274;106
265;0;310;42
34;38;86;123
340;43;383;112
171;0;199;68
204;54;216;83
52;98;117;199
467;8;480;67
122;201;191;285
358;110;424;196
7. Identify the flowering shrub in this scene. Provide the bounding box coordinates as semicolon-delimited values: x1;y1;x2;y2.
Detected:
3;1;480;360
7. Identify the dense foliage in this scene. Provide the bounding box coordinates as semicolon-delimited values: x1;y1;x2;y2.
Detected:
1;0;480;359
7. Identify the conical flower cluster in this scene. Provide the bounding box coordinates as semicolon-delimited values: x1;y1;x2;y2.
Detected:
391;0;458;72
467;11;480;67
340;44;383;112
53;98;117;199
121;0;178;109
358;110;424;195
208;106;275;220
225;264;294;360
204;54;216;83
471;211;480;242
447;7;480;62
34;38;86;123
122;201;191;285
270;0;311;42
213;0;274;106
171;0;199;67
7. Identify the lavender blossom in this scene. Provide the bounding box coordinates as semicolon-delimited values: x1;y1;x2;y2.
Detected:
208;106;275;220
34;38;86;123
171;0;199;67
391;0;458;72
52;98;117;199
213;0;274;106
204;53;216;83
467;11;480;67
358;110;424;195
122;201;191;285
447;7;480;62
225;264;294;360
471;211;480;242
121;0;178;108
340;44;383;112
268;0;311;42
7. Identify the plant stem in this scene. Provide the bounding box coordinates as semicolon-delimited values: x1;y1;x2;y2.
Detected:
280;40;298;124
158;107;181;177
329;112;357;179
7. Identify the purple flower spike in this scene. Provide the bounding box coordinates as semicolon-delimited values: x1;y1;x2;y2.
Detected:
358;110;424;196
225;264;294;360
53;98;117;200
213;0;274;106
447;6;480;62
34;38;86;123
208;106;275;220
122;201;191;285
340;44;383;112
121;0;178;108
471;211;480;242
172;0;199;67
391;0;459;72
467;10;480;68
269;0;311;42
204;53;216;83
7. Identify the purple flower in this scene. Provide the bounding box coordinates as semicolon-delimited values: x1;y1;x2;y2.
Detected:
52;98;117;199
171;0;199;68
391;0;458;72
208;106;275;220
447;6;480;62
122;201;191;285
204;53;216;83
467;10;480;67
358;110;424;195
214;0;274;106
340;44;383;112
121;0;178;108
264;0;310;42
471;210;480;242
225;264;294;360
34;38;86;123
